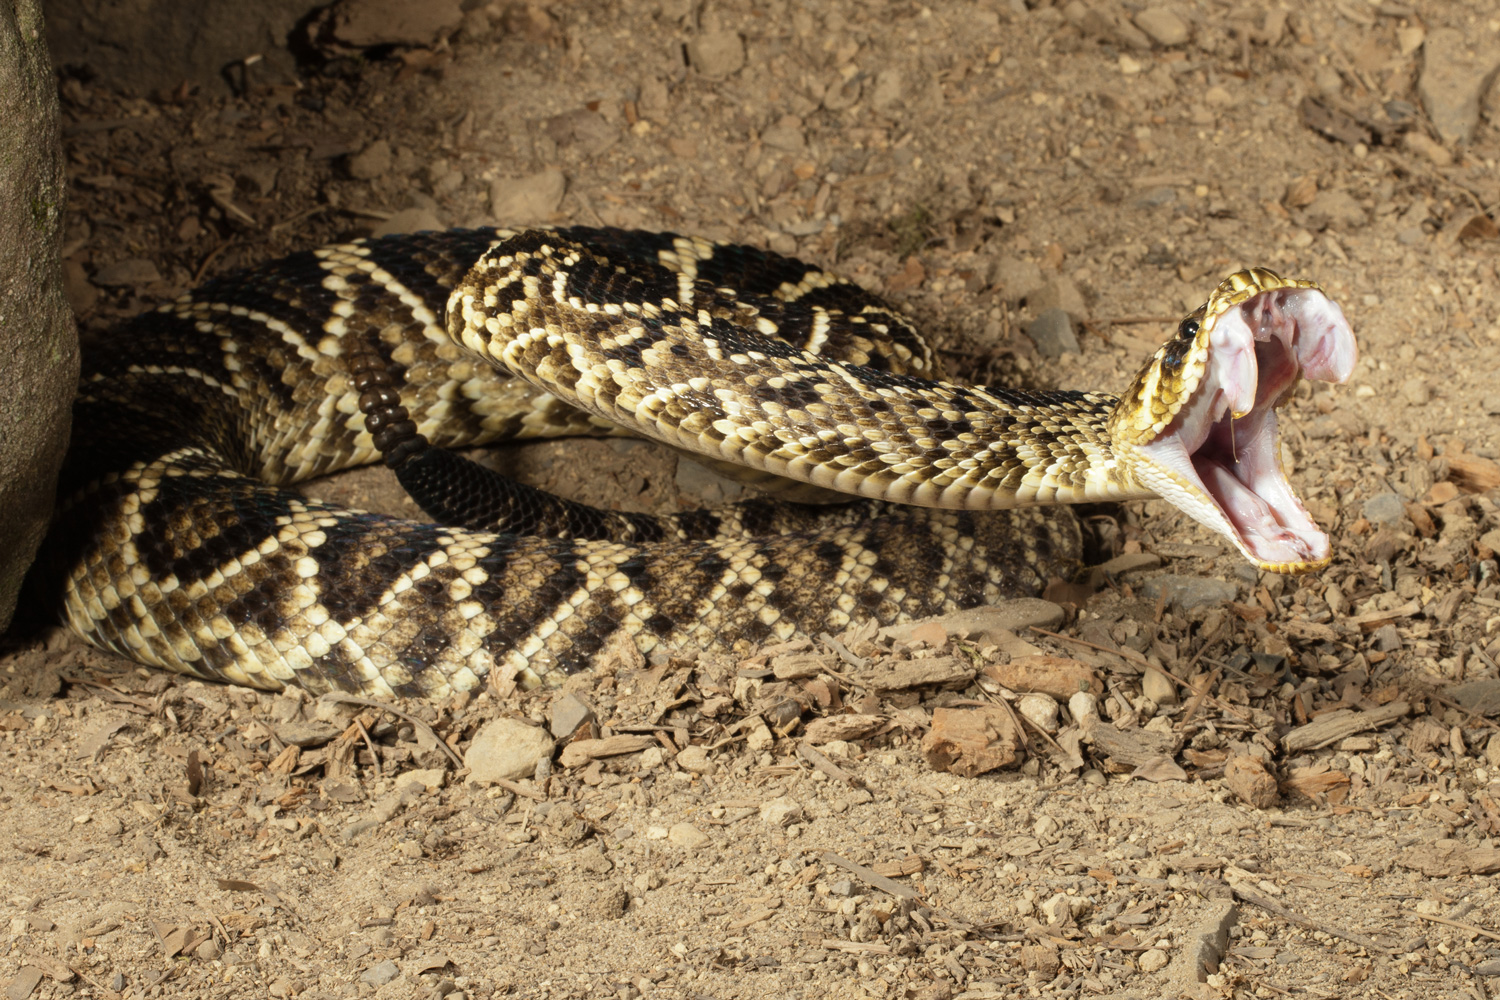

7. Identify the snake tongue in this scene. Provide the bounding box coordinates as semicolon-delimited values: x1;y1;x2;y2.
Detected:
1136;285;1357;573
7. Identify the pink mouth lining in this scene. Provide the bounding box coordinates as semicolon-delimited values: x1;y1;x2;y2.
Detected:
1137;289;1358;567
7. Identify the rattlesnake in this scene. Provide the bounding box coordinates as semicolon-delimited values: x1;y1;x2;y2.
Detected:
35;228;1355;699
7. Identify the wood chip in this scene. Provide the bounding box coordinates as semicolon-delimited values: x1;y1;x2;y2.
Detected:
557;734;656;768
1280;701;1409;752
802;714;884;744
1223;755;1279;809
1397;840;1500;877
858;655;974;691
984;655;1101;700
1078;715;1182;770
920;705;1022;776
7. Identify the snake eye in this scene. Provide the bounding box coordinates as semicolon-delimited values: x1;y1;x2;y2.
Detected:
1177;317;1200;341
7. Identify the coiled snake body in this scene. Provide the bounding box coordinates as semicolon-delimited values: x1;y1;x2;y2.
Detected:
37;228;1356;699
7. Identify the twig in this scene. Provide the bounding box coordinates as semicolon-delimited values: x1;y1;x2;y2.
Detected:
1232;885;1399;955
1412;910;1500;943
352;717;382;779
318;692;464;768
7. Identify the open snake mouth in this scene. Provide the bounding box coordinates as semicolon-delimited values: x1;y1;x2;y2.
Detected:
1135;285;1357;572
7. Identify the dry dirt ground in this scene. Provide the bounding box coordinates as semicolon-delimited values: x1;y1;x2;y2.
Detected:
6;2;1500;998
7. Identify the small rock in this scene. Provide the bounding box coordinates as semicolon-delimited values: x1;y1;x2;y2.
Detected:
1403;131;1453;167
668;822;710;849
870;68;905;111
347;139;393;181
687;30;745;79
1418;27;1500;145
489;168;566;225
760;796;803;827
92;257;162;287
360;959;401;987
745;718;775;751
1134;7;1190;46
319;0;463;48
992;256;1045;303
62;259;97;313
1361;492;1408;528
1040;893;1072;924
1139;575;1238;612
549;693;596;738
1476;959;1500;976
196;938;222;961
1138;948;1170;973
1372;623;1402;653
1303;189;1366;230
1400;377;1430;406
638;746;665;769
464;717;555;784
590;885;630;920
1141;667;1178;707
1068;691;1099;724
676;745;714;774
1224;755;1279;809
761;116;805;151
1096;552;1163;578
829;879;855;897
1028;276;1087;318
371;206;444;238
1025;308;1080;359
1017;693;1060;733
393;768;444;793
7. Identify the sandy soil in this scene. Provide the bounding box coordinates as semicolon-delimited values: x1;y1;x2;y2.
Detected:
6;2;1500;998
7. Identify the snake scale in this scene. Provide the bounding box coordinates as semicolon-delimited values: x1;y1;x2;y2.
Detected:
33;227;1356;699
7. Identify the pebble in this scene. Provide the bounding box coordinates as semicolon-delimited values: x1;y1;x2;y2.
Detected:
870;68;905;111
347;139;393;181
1419;27;1500;144
360;960;401;987
1372;623;1402;653
371;206;443;238
1400;377;1430;406
1141;667;1178;707
1302;189;1366;230
549;693;596;738
489;168;566;225
1138;948;1170;973
393;768;444;793
676;745;714;774
668;822;710;849
1025;308;1080;359
1482;394;1500;416
991;256;1044;304
92;257;162;287
1028;275;1087;318
1017;693;1060;733
759;796;803;827
1133;7;1189;47
1361;492;1408;528
761;116;806;152
1139;575;1238;612
687;30;745;79
1068;691;1099;724
1403;131;1453;168
464;717;554;784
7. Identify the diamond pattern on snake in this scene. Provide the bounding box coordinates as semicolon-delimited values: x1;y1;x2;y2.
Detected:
34;228;1356;699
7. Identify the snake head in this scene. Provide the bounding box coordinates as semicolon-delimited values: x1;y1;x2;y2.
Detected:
1108;267;1357;574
